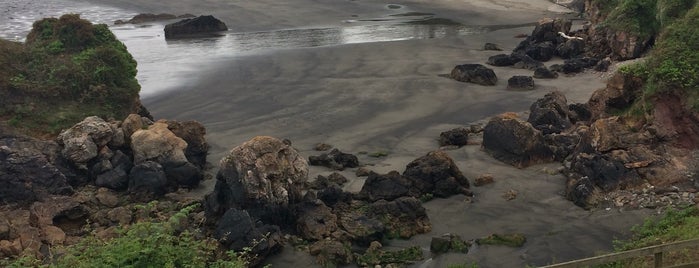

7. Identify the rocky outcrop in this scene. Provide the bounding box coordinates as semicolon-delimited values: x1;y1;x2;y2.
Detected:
527;91;572;134
450;64;498;85
164;15;228;39
367;197;431;238
309;148;359;170
205;136;308;224
482;113;554;168
507;76;535;90
587;72;644;121
403;151;471;198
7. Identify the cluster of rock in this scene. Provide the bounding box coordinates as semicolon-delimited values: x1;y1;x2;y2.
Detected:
164;15;228;39
204;136;472;266
481;72;699;208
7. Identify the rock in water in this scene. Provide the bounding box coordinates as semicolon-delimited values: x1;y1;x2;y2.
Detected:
507;76;535;91
534;67;558;79
487;54;517;66
527;91;572;134
439;128;470;147
482;113;554;168
450;64;497;86
164;15;228;39
403;150;471;198
205;136;308;224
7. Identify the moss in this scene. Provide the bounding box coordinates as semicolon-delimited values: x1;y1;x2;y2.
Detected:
0;14;140;136
476;233;527;247
355;246;423;266
601;0;660;38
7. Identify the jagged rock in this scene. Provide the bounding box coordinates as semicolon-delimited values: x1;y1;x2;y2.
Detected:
403;150;471;198
438;127;470;147
545;132;582;161
368;197;431;238
590;27;653;60
214;208;282;263
128;161;168;197
482;113;554;168
131;122;188;165
565;176;597;208
205;136;308;225
527;91;572;134
487;54;517;66
358;171;413;202
507;76;535;91
450;64;497;86
430;234;470;254
556;38;585;59
483;42;503;51
338;210;385;245
569;151;639;191
525;41;555;61
164;15;228;39
163;120;209;169
594;58;612;72
511;53;545;70
121;114;145;143
310;240;354;266
474;174;495;186
58;116;114;164
95;167;129;190
317;185;353;207
559;57;600;74
295;201;338;241
309;149;359;170
534;67;558;79
0;136;73;205
530;17;572;43
587;72;644;120
309;172;348;190
568;103;592;123
588;117;654;153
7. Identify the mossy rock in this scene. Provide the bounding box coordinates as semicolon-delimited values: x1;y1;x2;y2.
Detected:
476;233;527;247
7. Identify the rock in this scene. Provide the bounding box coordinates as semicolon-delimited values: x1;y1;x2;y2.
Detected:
317;185;353;208
368;197;431;238
95;166;129;190
338;210;385;245
131;122;188;165
530;18;572;43
162;161;203;188
358;171;413;202
545;132;582;161
403;150;471;198
483;42;503;51
482;113;554;168
476;233;527;247
164;15;228;39
450;64;498;86
121;114;144;143
565;176;597;208
309;149;359;170
556;0;585;13
487;54;517;66
128;161;168;197
525;41;555;62
205;136;308;225
29;196;83;227
588;117;654;153
107;207;132;225
568;103;592;123
556;38;585;59
474;174;495;186
58;116;114;164
507;76;535;91
534;67;558;79
430;234;470;254
214;208;282;262
587;72;644;120
511;53;545;70
569;151;639;192
114;13;195;24
41;226;65;246
560;57;600;74
95;187;120;208
356;167;372;177
309;240;354;266
594;58;612;72
314;143;333;151
295;201;338;241
438;127;470;147
163;120;209;169
109;127;126;148
309;172;348;189
527;91;572;134
589;27;653;60
502;189;518;200
0;137;73;205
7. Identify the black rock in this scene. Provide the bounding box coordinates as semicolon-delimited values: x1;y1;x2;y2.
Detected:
487;54;518;66
128;161;167;197
556;39;585;59
95;167;129;190
438;128;470;147
308;149;359;170
507;76;535;91
164;15;228;39
484;42;503;51
511;53;545;70
534;67;558;79
163;161;202;188
527;91;571;134
525;42;555;62
214;208;282;260
568;103;592;123
594;58;612;72
482;115;554;168
402;150;471;198
358;171;413;202
450;64;498;85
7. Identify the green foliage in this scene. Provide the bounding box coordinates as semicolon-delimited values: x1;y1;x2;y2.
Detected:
368;151;389;158
419;193;434;202
447;262;479;268
602;0;660;38
355;246;423;266
656;0;696;26
1;205;248;268
476;233;527;247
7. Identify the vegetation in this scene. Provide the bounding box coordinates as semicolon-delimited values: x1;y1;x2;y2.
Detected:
476;233;527;247
0;14;140;136
355;246;423;266
1;204;248;268
597;206;699;267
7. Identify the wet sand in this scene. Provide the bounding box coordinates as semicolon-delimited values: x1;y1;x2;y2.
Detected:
7;0;655;266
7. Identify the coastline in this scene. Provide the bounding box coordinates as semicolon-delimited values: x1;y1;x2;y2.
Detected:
30;0;657;266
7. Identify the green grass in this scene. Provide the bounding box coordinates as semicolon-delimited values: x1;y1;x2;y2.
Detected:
355;246;423;266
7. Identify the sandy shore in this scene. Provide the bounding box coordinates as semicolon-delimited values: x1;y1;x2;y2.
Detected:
66;0;654;266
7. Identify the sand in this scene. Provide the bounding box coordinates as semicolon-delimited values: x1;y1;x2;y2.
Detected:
35;0;656;266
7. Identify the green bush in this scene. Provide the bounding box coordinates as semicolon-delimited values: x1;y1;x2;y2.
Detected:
602;0;660;38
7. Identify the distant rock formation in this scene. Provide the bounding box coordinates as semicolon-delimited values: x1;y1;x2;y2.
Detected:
164;15;228;39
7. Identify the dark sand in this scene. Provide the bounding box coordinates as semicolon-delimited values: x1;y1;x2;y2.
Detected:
6;0;656;266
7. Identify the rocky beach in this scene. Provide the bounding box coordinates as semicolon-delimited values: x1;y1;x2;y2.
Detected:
1;0;698;267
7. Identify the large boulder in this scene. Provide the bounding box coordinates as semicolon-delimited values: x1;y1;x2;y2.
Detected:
0;136;73;205
525;41;555;62
163;120;209;169
295;201;338;241
556;38;585;59
587;72;644;121
128;161;168;197
482;113;554;168
527;91;572;134
214;208;282;264
164;15;228;39
450;64;498;86
402;150;471;198
438;127;470;147
358;171;414;202
58;116;114;165
205;136;308;225
368;197;431;238
530;17;572;43
130;122;188;165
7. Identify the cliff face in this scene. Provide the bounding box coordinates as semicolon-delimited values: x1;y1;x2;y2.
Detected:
0;14;145;136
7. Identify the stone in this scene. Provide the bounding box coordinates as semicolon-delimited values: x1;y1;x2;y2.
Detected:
314;143;333;151
107;207;132;225
507;76;535;91
527;91;572;134
58;116;114;164
587;72;644;121
131;122;188;165
530;18;572;43
121;114;144;143
525;41;555;62
403;150;471;198
368;197;431;238
356;167;372;177
438;128;470;147
95;187;120;207
95;167;129;191
483;42;503;51
534;67;558;79
430;234;470;254
114;13;195;24
29;196;83;227
309;240;354;266
164;15;228;39
482;114;554;168
205;136;308;225
594;58;612;72
128;161;168;197
358;171;413;202
450;64;497;86
487;54;517;66
338;210;385;245
474;174;495;186
556;38;585;59
295;201;338;241
317;186;353;208
560;57;600;74
163;120;209;169
162;161;203;188
569;103;592;123
503;189;518;200
511;53;545;70
41;225;66;245
309;149;359;170
214;208;282;261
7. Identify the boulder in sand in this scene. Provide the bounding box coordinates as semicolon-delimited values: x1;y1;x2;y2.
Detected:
482;113;554;168
527;91;572;134
507;76;535;91
450;64;497;86
308;148;359;170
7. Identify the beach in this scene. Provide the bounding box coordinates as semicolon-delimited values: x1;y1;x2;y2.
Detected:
1;0;655;266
